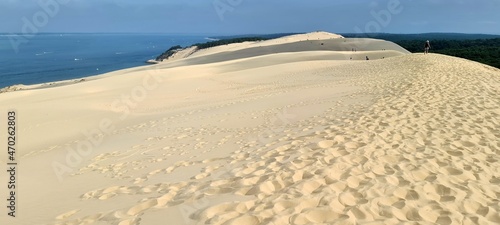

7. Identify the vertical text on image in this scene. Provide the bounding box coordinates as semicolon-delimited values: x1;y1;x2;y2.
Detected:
6;111;18;217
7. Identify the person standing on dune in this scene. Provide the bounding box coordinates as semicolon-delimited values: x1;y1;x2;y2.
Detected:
424;40;431;54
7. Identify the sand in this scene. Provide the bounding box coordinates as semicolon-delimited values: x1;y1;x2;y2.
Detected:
0;32;499;225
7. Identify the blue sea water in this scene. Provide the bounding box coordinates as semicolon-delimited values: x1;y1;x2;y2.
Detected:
0;33;207;89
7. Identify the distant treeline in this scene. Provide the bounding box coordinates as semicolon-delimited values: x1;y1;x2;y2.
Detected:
193;33;303;50
191;37;268;50
209;33;300;40
395;39;500;69
342;33;500;69
341;33;500;41
155;45;182;61
155;37;271;61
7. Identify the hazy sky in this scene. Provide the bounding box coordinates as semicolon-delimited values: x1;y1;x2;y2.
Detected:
1;0;499;34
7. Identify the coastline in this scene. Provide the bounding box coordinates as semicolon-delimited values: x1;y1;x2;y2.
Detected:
1;33;408;94
0;63;156;94
0;33;210;91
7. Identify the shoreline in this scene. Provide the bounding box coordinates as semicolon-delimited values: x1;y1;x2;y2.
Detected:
0;63;157;94
1;32;411;94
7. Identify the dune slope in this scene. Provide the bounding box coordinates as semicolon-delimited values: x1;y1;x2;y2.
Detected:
0;33;499;225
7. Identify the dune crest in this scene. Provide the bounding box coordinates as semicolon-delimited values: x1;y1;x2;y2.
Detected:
187;31;345;58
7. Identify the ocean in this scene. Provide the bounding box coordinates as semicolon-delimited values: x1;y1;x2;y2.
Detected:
0;33;208;89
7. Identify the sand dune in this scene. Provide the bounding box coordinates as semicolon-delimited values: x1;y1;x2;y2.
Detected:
189;31;345;58
161;36;409;68
0;32;499;225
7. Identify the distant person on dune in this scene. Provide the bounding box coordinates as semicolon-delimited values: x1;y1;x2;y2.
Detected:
424;40;431;54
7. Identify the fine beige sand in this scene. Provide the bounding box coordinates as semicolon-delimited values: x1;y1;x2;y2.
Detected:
0;32;499;225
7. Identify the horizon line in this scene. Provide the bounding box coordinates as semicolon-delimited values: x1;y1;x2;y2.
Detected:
1;31;500;36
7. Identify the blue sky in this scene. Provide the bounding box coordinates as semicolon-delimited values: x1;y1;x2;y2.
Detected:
1;0;499;34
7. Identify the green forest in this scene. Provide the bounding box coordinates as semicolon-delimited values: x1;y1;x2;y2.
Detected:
395;39;500;69
156;37;269;61
191;37;268;50
155;45;183;61
342;33;500;69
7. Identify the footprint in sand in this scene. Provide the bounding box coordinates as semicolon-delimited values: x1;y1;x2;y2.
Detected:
127;199;158;216
56;209;80;220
